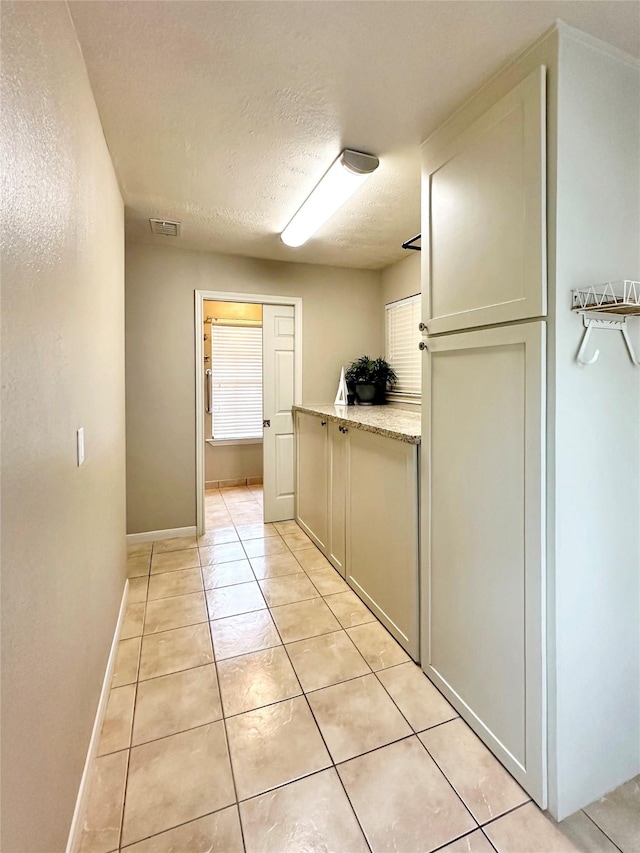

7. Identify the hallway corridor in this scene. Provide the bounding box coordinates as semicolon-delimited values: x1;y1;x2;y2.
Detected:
78;487;637;853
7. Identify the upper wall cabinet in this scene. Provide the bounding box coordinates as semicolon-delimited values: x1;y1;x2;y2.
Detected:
422;66;547;334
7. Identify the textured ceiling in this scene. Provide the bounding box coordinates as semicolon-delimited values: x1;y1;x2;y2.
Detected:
69;1;640;270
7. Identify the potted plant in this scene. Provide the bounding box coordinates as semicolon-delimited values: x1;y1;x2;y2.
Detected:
371;357;398;404
345;355;397;406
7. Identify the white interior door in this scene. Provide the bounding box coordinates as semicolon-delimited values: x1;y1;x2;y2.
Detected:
422;320;546;805
262;304;295;522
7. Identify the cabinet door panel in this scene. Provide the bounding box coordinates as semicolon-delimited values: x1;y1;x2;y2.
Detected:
328;422;347;576
295;412;328;550
422;66;546;333
347;429;419;658
422;321;545;805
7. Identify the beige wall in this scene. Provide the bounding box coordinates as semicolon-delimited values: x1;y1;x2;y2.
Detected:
1;4;126;852
125;243;382;533
205;442;263;485
381;251;422;308
380;251;421;357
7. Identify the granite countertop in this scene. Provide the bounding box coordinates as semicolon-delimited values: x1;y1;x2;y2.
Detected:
293;404;421;445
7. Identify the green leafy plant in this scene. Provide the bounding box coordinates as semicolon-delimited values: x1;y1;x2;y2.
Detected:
345;356;397;404
370;357;397;390
345;355;376;385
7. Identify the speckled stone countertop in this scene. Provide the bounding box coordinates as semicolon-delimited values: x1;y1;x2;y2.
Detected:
293;404;421;444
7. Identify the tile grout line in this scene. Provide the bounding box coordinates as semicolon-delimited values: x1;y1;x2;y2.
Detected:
579;808;625;852
479;825;501;853
261;582;374;853
116;663;139;849
200;559;250;853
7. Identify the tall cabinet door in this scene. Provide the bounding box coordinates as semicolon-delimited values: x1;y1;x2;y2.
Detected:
295;412;328;551
422;66;546;334
422;321;546;805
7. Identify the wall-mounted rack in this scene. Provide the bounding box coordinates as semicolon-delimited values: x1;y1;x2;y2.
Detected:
572;280;640;366
402;233;421;251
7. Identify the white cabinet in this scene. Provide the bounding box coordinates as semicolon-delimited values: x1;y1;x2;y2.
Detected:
295;411;328;551
327;421;347;576
295;412;419;658
423;321;545;805
422;65;546;335
346;428;419;659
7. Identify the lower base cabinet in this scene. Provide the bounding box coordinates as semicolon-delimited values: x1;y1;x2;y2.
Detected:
346;428;419;659
295;411;328;551
295;411;419;659
327;421;347;576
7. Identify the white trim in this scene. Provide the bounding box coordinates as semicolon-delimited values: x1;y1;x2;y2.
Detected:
66;580;129;853
386;394;422;406
126;525;197;544
195;290;303;537
206;438;263;447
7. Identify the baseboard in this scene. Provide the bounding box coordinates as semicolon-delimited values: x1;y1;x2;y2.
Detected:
205;477;263;489
126;525;197;544
66;579;129;853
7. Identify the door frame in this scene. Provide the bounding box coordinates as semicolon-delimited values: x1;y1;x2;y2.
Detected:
194;290;303;536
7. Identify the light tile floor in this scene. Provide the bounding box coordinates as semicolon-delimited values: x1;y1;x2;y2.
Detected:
80;485;640;853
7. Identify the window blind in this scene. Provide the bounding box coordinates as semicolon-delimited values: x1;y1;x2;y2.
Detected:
210;325;263;440
385;294;421;396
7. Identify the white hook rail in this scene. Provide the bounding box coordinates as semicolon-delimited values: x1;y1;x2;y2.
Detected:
576;315;640;367
572;281;640;367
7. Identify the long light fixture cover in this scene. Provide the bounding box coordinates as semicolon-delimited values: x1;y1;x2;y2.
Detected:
281;149;379;248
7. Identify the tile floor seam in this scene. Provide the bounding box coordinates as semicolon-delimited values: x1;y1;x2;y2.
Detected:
412;727;482;831
117;804;241;852
218;543;315;840
477;798;535;830
278;628;373;853
117;678;138;852
128;717;223;752
479;825;501;853
215;671;249;852
137;649;214;684
370;664;423;732
580;807;625;852
242;587;356;830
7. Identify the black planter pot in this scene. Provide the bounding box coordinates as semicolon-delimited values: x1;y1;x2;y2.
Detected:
355;383;376;405
374;382;388;405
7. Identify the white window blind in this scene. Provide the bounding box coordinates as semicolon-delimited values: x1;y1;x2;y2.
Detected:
385;294;421;397
211;325;263;440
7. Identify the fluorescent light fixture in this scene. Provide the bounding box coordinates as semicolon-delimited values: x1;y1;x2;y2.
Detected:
281;149;379;248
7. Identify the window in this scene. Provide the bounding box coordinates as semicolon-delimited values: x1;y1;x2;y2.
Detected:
210;325;263;440
385;293;421;398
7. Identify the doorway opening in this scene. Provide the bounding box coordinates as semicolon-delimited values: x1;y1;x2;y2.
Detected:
195;290;303;536
204;300;264;493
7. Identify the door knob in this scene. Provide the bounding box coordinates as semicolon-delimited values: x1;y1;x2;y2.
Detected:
419;341;428;351
263;420;270;428
419;321;428;332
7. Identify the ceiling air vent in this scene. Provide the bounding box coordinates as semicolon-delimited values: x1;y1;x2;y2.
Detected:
149;218;181;237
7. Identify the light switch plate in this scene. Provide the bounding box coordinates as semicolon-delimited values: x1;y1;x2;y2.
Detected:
77;428;85;466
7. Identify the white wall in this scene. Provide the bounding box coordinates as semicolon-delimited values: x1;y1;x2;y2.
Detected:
125;243;382;533
1;4;126;850
551;29;640;817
